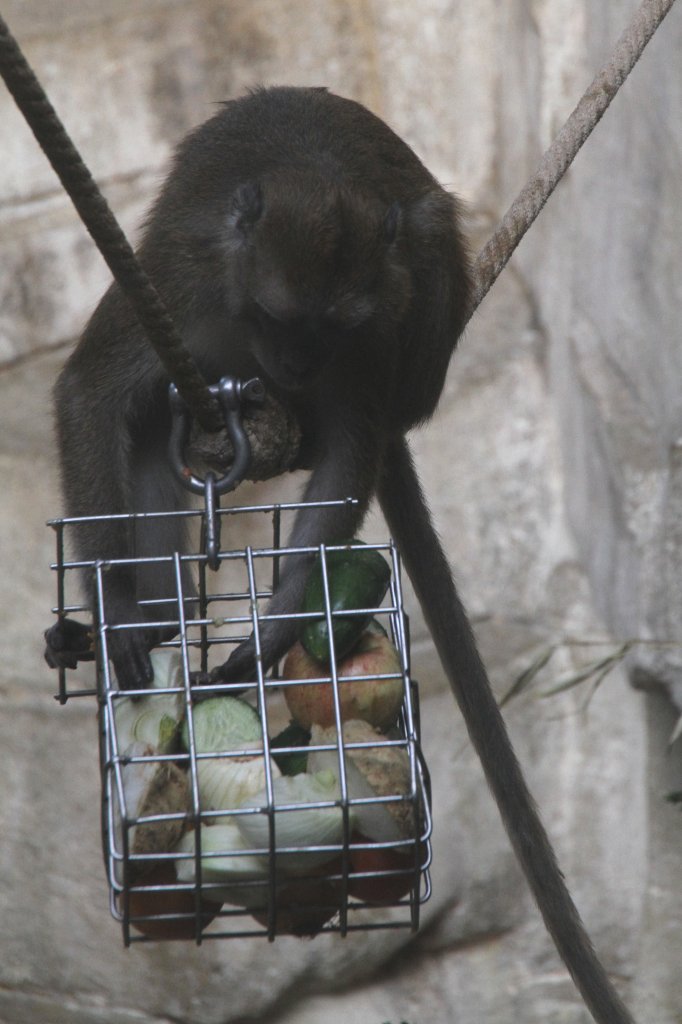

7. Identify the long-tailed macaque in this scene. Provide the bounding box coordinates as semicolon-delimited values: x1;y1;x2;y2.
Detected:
55;87;634;1024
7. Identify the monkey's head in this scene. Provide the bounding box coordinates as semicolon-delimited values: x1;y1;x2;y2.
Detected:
223;173;412;391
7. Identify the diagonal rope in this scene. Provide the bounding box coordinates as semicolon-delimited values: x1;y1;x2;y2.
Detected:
0;14;222;432
470;0;678;315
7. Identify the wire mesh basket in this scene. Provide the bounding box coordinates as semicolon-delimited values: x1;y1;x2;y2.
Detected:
48;498;432;944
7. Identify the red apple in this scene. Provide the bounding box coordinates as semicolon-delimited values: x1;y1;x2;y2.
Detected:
282;625;404;731
249;859;345;936
124;862;222;939
348;832;423;904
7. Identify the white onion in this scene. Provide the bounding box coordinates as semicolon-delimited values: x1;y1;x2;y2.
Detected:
197;755;281;821
236;770;354;874
113;649;184;755
175;823;269;907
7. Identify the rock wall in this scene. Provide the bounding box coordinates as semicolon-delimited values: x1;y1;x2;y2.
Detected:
0;2;680;1022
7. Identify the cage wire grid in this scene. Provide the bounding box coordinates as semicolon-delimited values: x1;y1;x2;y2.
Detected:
48;498;433;943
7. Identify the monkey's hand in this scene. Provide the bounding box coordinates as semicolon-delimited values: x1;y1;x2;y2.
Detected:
190;638;260;691
213;638;259;685
44;618;95;670
193;619;299;689
107;629;155;691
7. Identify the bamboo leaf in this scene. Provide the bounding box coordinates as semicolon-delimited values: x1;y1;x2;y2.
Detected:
499;645;557;708
540;641;635;699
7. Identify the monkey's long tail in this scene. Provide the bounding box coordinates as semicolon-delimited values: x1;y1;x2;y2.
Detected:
378;436;635;1024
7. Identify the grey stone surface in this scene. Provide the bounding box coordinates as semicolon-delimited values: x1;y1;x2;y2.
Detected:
1;1;681;1022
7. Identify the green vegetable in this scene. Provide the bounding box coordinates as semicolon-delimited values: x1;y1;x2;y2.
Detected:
300;542;391;664
270;721;311;775
181;696;263;755
181;696;282;820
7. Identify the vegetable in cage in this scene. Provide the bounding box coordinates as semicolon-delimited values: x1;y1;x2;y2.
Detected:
48;498;433;942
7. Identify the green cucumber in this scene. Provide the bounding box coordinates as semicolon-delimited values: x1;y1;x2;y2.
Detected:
270;721;311;775
300;542;391;664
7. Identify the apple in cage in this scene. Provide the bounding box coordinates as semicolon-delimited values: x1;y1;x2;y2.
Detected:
282;620;405;731
125;862;222;939
249;866;345;937
348;833;425;904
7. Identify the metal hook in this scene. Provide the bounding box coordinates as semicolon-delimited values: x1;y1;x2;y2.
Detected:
203;470;220;571
168;375;265;497
168;375;265;570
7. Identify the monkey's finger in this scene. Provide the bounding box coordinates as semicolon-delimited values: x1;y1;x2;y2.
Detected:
110;637;154;691
44;645;80;670
189;670;212;688
208;641;259;687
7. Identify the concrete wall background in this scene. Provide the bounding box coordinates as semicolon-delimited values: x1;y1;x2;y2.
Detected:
0;2;680;1022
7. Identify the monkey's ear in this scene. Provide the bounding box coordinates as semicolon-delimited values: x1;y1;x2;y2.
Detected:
229;181;264;234
383;201;402;243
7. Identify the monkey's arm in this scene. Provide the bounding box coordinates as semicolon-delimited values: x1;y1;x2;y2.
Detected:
378;435;634;1024
55;354;154;686
54;294;189;688
212;407;383;684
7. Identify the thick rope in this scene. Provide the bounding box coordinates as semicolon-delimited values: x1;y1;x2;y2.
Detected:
470;0;677;315
0;15;222;432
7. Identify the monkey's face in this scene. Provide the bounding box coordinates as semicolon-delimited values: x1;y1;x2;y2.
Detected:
246;307;341;390
246;298;380;391
225;177;411;391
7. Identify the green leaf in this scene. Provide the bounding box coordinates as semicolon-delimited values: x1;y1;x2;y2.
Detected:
499;645;557;708
539;641;635;699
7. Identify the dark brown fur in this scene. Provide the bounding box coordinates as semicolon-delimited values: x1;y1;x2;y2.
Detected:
55;87;633;1023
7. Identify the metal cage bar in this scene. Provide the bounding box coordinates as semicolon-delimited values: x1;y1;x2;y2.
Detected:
48;499;433;943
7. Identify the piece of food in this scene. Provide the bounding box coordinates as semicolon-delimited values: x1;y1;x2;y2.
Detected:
270;721;312;775
117;741;190;878
176;824;343;935
249;868;344;936
283;620;404;731
308;720;419;842
300;542;391;664
113;649;185;755
181;695;263;755
181;695;281;819
197;753;282;821
236;770;354;874
175;822;269;907
347;832;421;903
125;861;221;939
308;719;425;903
112;652;190;880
